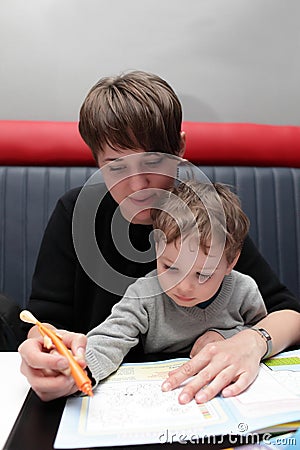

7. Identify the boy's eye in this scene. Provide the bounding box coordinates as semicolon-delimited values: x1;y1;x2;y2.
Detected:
197;273;213;284
163;264;178;271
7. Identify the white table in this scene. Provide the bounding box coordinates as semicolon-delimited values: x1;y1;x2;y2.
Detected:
0;352;29;449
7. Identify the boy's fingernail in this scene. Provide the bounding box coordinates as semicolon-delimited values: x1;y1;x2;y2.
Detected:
76;347;85;357
161;381;171;392
76;347;85;362
195;392;207;403
179;393;190;404
222;387;231;397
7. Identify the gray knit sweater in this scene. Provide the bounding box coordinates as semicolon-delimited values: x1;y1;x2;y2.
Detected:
86;270;266;383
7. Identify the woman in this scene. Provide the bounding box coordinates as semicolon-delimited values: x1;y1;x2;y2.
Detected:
19;70;300;403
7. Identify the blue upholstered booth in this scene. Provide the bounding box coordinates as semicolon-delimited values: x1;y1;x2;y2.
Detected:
0;121;299;311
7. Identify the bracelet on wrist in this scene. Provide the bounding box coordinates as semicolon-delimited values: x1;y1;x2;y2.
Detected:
251;327;272;359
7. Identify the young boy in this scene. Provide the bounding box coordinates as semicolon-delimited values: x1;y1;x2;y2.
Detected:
85;181;267;386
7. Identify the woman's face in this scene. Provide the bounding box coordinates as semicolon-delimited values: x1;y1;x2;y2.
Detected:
97;141;185;224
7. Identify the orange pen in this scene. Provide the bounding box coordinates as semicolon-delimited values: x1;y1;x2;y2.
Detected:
20;310;93;397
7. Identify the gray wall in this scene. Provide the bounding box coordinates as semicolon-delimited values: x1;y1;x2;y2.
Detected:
1;0;300;124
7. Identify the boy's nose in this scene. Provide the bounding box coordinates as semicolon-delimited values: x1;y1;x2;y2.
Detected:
176;277;195;294
128;173;149;191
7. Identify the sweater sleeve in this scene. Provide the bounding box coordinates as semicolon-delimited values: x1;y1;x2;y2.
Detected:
85;282;151;384
237;278;268;326
236;236;300;313
208;274;268;339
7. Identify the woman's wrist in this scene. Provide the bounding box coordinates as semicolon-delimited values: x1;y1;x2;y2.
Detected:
245;327;272;360
236;327;269;360
250;327;272;359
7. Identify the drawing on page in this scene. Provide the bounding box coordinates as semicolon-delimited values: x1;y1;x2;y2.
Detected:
83;381;221;434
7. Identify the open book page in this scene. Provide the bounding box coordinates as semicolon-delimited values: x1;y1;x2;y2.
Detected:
80;359;228;442
263;349;300;372
223;365;299;427
54;355;300;449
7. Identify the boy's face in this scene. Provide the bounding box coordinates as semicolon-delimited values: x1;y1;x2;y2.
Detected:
156;238;236;307
97;145;184;225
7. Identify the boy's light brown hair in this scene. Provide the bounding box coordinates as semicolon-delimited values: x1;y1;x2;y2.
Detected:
151;181;250;264
78;71;182;161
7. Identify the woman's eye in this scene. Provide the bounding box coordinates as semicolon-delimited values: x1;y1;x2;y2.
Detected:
109;165;126;172
144;157;164;167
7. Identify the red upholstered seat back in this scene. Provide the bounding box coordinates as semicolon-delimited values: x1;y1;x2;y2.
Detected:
0;120;300;168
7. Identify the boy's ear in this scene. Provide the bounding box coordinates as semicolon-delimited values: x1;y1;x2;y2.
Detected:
178;131;186;157
225;251;241;275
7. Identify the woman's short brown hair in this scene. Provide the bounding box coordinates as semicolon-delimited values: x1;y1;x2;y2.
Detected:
78;71;182;161
151;181;250;264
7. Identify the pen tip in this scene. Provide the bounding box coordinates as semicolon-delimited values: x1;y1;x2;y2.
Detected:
81;382;93;397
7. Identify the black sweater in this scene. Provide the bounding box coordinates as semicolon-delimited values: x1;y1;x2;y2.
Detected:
27;185;300;345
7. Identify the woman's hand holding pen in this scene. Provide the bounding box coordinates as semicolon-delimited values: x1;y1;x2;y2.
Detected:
18;327;88;402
